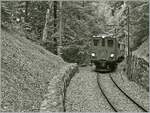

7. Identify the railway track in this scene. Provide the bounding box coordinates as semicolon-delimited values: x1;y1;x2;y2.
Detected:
96;74;117;112
97;73;148;112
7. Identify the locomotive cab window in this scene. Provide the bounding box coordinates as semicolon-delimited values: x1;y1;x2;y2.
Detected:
118;43;120;48
93;39;99;46
102;38;105;46
107;39;113;47
120;44;125;50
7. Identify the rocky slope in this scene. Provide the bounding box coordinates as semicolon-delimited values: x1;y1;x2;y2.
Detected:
131;39;149;91
133;39;149;62
119;39;149;91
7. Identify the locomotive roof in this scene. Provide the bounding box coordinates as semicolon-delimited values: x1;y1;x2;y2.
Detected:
92;33;114;38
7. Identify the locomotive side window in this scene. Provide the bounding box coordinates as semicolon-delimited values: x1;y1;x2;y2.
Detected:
102;38;105;46
93;39;99;46
120;44;125;50
108;39;113;47
118;43;120;48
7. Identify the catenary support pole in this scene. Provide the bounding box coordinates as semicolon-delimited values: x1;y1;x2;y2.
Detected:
127;6;131;79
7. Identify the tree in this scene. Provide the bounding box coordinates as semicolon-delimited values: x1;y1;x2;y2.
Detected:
106;1;149;50
1;2;11;28
53;1;58;54
25;1;29;22
42;2;53;42
58;1;63;56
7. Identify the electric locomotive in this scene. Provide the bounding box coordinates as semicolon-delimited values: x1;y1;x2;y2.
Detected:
90;33;125;72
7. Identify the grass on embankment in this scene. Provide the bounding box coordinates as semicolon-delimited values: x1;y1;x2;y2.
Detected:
1;29;68;112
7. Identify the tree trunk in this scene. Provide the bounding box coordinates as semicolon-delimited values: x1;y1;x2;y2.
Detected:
25;1;29;22
82;1;84;7
42;2;52;42
58;1;62;57
53;1;58;54
54;1;57;33
42;9;50;42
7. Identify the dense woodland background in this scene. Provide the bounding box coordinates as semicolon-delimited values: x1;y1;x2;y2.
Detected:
1;1;149;64
1;1;149;112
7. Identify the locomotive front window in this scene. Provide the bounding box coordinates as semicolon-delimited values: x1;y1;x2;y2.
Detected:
102;38;105;46
93;39;99;46
108;40;113;47
118;43;120;48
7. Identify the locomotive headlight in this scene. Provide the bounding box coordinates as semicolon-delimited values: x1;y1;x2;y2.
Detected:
110;54;114;57
91;53;96;57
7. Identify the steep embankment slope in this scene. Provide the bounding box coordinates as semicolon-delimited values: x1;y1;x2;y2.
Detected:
1;29;77;112
133;39;149;62
130;39;149;91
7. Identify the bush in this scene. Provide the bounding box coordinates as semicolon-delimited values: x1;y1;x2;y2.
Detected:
40;41;57;55
61;45;88;65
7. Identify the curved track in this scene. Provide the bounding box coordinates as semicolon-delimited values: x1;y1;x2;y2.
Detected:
97;73;148;112
109;74;148;112
96;74;117;112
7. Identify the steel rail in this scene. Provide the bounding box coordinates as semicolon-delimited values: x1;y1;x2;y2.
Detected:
97;73;117;112
109;74;148;112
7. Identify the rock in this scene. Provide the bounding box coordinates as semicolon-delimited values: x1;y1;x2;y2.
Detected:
128;55;149;91
40;63;78;112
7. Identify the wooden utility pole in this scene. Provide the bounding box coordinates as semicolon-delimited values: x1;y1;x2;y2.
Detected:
58;1;63;57
114;27;117;61
127;6;131;79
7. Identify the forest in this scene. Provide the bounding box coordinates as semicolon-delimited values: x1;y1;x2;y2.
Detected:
1;1;149;112
1;1;149;64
